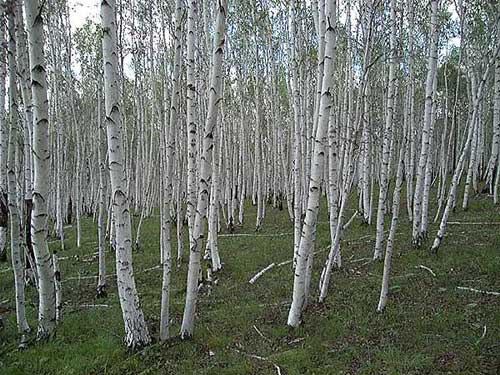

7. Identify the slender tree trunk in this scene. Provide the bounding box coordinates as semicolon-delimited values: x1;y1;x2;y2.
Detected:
25;0;57;340
7;2;30;342
186;0;198;249
96;87;107;297
159;0;182;341
288;0;336;327
181;0;226;339
377;129;406;312
494;14;500;204
290;1;303;268
405;0;415;222
0;10;7;264
373;0;398;260
101;0;150;349
412;0;439;246
420;77;438;236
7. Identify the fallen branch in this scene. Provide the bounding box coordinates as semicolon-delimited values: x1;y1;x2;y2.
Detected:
61;275;98;283
253;325;271;343
449;222;500;225
416;265;436;277
457;287;500;296
220;232;293;238
475;325;487;345
140;265;161;273
249;264;276;284
248;247;330;284
277;259;293;267
80;304;110;308
349;257;371;264
287;337;305;345
342;211;358;231
233;348;282;375
62;265;160;284
59;251;98;262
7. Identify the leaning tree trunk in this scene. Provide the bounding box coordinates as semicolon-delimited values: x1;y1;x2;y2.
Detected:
25;0;56;340
377;1;406;307
180;0;227;339
377;128;406;312
287;0;337;328
101;0;150;349
486;5;500;193
431;49;498;252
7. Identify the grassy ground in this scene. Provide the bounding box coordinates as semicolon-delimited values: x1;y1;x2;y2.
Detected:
0;192;499;374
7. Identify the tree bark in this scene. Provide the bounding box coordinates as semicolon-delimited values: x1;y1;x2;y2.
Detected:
412;0;439;246
181;0;227;339
287;0;337;327
25;0;57;340
101;0;150;349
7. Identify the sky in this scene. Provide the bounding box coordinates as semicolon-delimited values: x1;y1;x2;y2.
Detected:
68;0;99;31
67;0;460;62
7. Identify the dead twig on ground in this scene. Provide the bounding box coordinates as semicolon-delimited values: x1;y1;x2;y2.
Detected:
416;265;436;277
457;287;500;296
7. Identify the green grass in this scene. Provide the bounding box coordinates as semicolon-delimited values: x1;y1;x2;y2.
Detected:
1;190;499;374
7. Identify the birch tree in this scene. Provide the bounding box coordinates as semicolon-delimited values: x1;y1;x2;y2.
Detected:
186;0;198;251
101;0;150;349
373;0;398;260
412;0;439;246
7;0;29;343
0;6;7;263
181;0;227;339
159;0;183;342
288;0;336;328
25;0;56;340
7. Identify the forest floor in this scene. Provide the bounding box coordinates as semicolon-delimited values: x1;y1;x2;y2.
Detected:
0;192;499;374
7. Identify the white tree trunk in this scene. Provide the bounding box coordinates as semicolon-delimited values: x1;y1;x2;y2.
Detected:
7;7;30;340
181;0;226;339
287;0;336;327
420;77;438;236
494;18;500;204
159;0;182;341
101;0;150;349
0;13;7;264
412;0;439;246
186;0;198;249
53;252;61;321
289;1;303;268
96;88;107;297
373;0;398;260
25;0;57;340
377;133;406;312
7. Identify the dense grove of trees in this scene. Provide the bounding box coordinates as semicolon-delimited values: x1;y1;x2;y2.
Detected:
0;0;499;349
